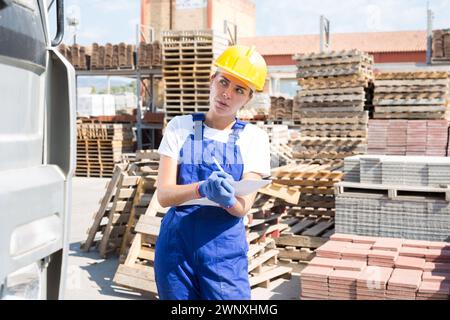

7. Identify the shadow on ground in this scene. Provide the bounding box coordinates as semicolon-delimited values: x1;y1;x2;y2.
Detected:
67;242;156;300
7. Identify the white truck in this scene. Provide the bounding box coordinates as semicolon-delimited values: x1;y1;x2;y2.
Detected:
0;0;75;299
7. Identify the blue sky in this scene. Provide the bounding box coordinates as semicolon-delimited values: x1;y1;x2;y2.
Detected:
51;0;450;44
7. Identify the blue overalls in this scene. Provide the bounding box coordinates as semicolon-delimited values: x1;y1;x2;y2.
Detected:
154;113;250;300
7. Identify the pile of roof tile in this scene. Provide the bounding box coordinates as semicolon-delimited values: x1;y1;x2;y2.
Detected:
300;234;450;300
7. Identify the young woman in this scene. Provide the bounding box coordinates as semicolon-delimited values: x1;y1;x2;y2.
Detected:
154;45;271;300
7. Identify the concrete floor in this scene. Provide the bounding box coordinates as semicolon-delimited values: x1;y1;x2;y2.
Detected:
65;177;301;300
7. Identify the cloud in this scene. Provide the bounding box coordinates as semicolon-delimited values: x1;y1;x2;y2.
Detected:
91;0;135;12
255;0;450;36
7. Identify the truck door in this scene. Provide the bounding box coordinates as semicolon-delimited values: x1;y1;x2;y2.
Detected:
0;0;75;299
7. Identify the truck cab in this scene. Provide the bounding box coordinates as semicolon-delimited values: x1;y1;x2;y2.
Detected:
0;0;75;299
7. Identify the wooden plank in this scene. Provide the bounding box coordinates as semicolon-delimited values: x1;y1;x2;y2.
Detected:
98;173;126;258
118;178;146;258
113;264;157;293
286;219;316;234
275;235;328;248
248;249;280;273
302;219;335;237
135;215;162;236
248;266;292;288
81;165;123;251
258;183;300;204
277;248;316;261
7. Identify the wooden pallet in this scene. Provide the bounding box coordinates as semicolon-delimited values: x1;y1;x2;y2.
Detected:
275;215;334;264
113;214;162;296
80;164;130;252
118;177;158;263
335;181;450;201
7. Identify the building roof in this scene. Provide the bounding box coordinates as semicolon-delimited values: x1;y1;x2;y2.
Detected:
239;30;427;55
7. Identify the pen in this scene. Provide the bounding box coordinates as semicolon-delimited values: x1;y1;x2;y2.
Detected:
212;156;226;174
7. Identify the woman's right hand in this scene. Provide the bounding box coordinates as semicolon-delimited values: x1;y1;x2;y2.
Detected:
198;171;237;208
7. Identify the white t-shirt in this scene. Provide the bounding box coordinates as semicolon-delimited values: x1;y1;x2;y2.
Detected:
158;115;271;178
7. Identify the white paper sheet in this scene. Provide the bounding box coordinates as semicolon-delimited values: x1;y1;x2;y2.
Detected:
179;179;271;207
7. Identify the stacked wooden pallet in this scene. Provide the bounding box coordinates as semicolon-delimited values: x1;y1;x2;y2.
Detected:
76;121;134;178
291;137;367;163
368;119;450;156
373;71;449;120
80;165;140;257
432;29;450;64
268;161;343;216
292;50;373;161
162;30;229;120
300;234;450;300
275;214;334;266
253;162;341;271
80;151;160;258
113;195;167;296
269;96;294;121
118;151;160;262
245;195;293;288
300;111;368;138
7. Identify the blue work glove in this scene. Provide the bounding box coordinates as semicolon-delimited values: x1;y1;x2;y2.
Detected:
198;171;236;208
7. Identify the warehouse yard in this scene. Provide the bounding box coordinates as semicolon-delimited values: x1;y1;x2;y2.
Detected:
60;1;450;301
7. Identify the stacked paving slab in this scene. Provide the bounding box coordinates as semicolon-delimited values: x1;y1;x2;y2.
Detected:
162;30;229;120
300;233;450;300
335;155;450;241
291;50;374;162
368;119;449;156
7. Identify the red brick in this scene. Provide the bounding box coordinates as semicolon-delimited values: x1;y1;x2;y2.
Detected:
394;256;426;270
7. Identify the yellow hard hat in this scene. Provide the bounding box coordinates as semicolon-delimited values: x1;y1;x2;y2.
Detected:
214;45;267;92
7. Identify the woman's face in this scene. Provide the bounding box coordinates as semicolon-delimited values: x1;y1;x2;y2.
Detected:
209;71;253;117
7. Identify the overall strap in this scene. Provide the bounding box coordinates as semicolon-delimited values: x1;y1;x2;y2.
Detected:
192;113;205;164
224;119;247;164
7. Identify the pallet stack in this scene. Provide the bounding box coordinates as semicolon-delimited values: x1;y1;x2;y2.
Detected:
300;234;450;300
292;50;374;162
80;165;140;257
245;197;293;288
162;30;229;120
432;29;450;64
113;195;167;296
256;161;344;267
269;96;294;121
368;119;450;156
373;71;449;120
81;151;160;258
336;155;450;241
76;120;135;178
